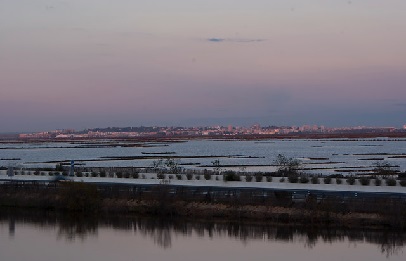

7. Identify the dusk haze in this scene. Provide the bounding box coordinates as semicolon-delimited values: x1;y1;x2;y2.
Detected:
1;0;406;132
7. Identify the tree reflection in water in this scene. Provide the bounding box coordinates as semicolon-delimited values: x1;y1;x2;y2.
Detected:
0;208;405;256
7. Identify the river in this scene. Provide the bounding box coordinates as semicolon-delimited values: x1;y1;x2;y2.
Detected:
0;209;405;261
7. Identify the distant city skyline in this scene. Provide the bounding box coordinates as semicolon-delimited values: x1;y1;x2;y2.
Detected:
1;1;406;132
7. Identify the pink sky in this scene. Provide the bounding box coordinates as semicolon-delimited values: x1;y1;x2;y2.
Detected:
1;0;406;132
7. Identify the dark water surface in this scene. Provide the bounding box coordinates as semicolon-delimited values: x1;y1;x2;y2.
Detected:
0;209;405;261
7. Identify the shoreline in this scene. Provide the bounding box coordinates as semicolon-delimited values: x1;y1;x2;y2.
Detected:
1;182;405;230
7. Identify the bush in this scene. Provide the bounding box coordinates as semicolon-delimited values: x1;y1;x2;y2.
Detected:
168;175;173;179
195;175;200;180
99;171;106;177
255;173;263;182
124;172;131;178
400;180;406;187
215;176;219;181
91;172;98;177
288;175;299;183
34;170;40;176
266;176;273;182
359;177;370;186
311;176;319;184
204;172;211;180
323;176;332;184
386;178;397;186
157;173;165;179
300;176;309;183
76;171;83;177
186;173;193;180
133;172;139;179
62;171;68;176
245;174;253;182
176;174;182;180
279;177;285;182
336;178;342;184
374;178;382;186
223;171;240;182
346;177;356;185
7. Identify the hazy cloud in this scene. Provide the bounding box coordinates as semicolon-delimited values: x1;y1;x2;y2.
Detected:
207;38;266;43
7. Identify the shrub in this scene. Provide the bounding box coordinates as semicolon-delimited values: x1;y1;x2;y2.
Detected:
204;172;211;180
374;178;382;186
124;172;131;178
400;180;406;187
141;174;146;179
20;171;25;175
186;173;193;180
91;172;98;177
245;174;253;182
99;171;106;177
324;176;332;184
386;178;397;186
41;172;45;176
279;177;285;182
359;177;370;186
223;171;240;182
168;175;173;179
255;173;263;182
195;175;201;180
216;176;219;181
133;172;139;179
336;178;342;184
266;176;273;182
176;174;182;180
288;175;299;183
76;171;83;177
346;177;356;185
34;170;40;176
311;176;319;184
116;172;123;178
62;171;68;176
157;173;165;179
300;176;309;183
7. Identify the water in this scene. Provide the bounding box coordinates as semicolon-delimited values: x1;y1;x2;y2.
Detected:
0;210;405;261
1;139;406;175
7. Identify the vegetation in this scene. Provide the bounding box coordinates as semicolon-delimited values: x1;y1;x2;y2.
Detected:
310;176;319;184
374;178;382;186
386;178;397;186
58;182;101;213
336;178;342;184
211;159;222;174
245;174;253;182
204;172;211;180
346;177;356;185
300;176;309;184
359;177;371;186
323;176;332;184
255;173;263;182
274;154;301;176
266;176;272;182
223;171;240;182
373;161;399;177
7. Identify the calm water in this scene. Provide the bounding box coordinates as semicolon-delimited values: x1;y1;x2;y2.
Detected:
0;210;405;261
1;139;406;174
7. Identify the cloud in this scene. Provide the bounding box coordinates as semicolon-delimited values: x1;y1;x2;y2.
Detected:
207;38;265;43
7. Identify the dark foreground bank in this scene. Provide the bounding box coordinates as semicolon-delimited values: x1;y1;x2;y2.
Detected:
1;181;406;230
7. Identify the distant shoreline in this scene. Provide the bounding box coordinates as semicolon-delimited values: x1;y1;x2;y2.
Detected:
2;131;406;142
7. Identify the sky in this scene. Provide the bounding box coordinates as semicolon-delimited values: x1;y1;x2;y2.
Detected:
1;0;406;132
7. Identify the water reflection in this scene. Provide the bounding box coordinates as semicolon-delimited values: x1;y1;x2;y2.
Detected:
0;208;405;257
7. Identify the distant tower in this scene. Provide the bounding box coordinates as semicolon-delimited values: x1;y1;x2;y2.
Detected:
69;160;75;177
7;166;14;178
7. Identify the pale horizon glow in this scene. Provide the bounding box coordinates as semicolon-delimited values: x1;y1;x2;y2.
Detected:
1;0;406;132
